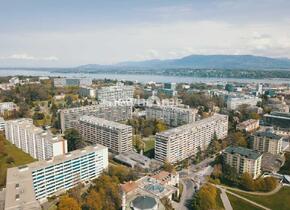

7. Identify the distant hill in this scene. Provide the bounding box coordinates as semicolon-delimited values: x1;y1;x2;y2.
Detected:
77;55;290;70
116;55;290;70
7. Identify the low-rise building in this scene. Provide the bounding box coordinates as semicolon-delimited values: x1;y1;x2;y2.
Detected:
120;171;179;210
223;146;262;179
251;131;283;155
155;114;228;163
4;145;108;210
227;96;261;110
54;78;92;87
237;119;259;132
0;102;17;115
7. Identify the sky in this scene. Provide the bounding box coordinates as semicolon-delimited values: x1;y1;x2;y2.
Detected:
0;0;290;67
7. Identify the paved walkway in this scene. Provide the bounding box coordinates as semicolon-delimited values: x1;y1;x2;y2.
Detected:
215;185;272;210
220;183;282;196
219;187;233;210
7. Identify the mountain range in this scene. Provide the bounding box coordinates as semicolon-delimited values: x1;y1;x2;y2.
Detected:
77;55;290;70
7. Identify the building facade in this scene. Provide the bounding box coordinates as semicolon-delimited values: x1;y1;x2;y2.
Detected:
236;119;259;132
146;105;197;127
4;145;108;210
59;104;132;132
75;115;132;153
155;114;228;163
251;131;283;155
264;112;290;130
53;78;92;87
5;118;67;160
97;83;134;102
227;96;261;110
0;102;18;115
223;146;262;179
79;86;97;98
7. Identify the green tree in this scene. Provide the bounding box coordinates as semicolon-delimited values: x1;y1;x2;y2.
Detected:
64;129;84;151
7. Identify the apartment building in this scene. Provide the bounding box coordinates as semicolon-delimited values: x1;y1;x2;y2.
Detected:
251;131;283;155
227;96;261;110
59;104;132;132
155;114;228;163
146;105;197;127
75;115;132;153
4;145;108;210
79;86;97;98
223;146;262;179
0;102;17;115
236;119;259;132
97;83;134;102
0;117;5;131
5;118;67;160
53;78;92;87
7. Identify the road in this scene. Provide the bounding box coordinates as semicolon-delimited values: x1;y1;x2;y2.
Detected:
176;156;216;210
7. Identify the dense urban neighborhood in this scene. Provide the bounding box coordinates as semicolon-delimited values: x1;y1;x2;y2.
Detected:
0;76;289;210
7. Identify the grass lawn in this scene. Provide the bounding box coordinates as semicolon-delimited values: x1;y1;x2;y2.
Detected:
216;189;225;210
143;138;155;153
227;193;263;210
0;140;35;187
227;187;290;210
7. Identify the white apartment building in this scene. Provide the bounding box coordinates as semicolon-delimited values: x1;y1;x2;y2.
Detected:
251;131;283;155
4;145;108;210
223;146;262;179
0;117;5;131
5;118;67;160
236;119;259;132
53;78;92;87
155;114;228;163
227;96;261;110
0;102;18;115
146;105;197;127
79;86;97;98
75;115;132;153
97;83;134;102
59;104;132;132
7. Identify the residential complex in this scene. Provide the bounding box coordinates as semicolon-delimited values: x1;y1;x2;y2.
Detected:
75;115;132;153
155;114;228;163
145;105;197;127
5;118;67;160
0;102;17;115
97;83;134;102
4;145;108;210
236;119;259;132
79;86;97;98
223;146;262;179
53;78;92;87
59;104;132;132
251;131;283;155
226;96;261;110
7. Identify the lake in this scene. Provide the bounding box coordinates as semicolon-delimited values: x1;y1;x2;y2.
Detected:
0;69;289;84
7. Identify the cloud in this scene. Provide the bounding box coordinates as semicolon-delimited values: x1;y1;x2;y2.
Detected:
0;53;59;61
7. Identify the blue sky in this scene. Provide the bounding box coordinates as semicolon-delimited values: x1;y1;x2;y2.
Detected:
0;0;290;67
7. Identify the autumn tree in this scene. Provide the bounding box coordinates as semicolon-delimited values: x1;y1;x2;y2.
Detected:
163;160;175;173
192;184;217;210
86;190;103;210
241;173;255;191
58;195;81;210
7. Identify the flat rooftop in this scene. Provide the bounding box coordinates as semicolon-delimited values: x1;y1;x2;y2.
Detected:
254;131;282;140
224;146;262;160
156;114;227;137
4;144;107;210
